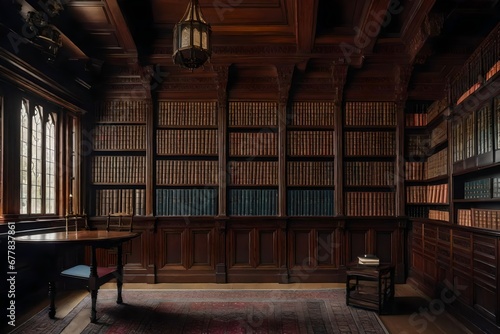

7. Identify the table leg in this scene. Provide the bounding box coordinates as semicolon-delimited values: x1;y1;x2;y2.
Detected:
90;246;98;323
48;281;56;319
90;289;98;323
116;244;123;304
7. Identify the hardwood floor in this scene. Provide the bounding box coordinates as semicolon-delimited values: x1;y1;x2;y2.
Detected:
4;283;484;333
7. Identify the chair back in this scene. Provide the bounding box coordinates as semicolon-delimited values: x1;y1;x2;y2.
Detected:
106;212;134;232
65;213;88;231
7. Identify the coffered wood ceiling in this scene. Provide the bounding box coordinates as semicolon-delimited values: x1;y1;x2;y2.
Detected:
4;0;500;102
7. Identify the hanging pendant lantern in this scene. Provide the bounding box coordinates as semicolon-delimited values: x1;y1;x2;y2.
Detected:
172;0;212;69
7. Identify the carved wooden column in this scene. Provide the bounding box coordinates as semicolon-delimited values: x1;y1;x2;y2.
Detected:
331;61;348;217
277;65;294;217
141;65;155;217
394;64;413;217
214;64;229;283
214;65;229;217
277;65;294;283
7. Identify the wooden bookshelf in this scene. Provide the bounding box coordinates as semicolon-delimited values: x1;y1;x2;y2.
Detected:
286;101;335;216
410;26;500;332
450;76;500;231
89;100;149;216
343;101;397;216
227;101;279;216
404;100;449;221
155;101;218;216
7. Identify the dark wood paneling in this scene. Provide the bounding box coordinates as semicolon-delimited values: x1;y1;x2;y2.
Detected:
13;217;407;287
155;219;218;283
190;229;212;268
375;232;392;264
287;221;345;283
232;230;251;266
291;230;311;267
258;230;276;265
317;230;336;266
164;231;183;266
225;219;282;283
409;220;500;332
348;230;368;263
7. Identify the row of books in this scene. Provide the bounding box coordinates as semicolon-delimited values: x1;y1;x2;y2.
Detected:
496;97;500;150
156;160;218;185
407;206;449;219
155;188;217;216
229;132;278;156
344;132;396;156
344;161;394;186
426;98;447;124
464;114;475;159
288;102;335;126
426;148;448;179
229;102;278;126
157;129;218;156
96;100;149;123
428;209;450;222
158;101;217;126
344;102;396;126
405;162;425;181
452;122;464;163
345;192;396;216
464;177;500;199
477;105;493;155
228;189;277;216
287;131;335;156
229;161;279;185
154;160;334;187
430;121;447;148
457;208;500;230
407;206;429;218
95;189;145;216
92;156;145;184
450;24;498;103
407;134;430;157
287;161;334;186
406;184;448;204
287;189;334;216
93;125;146;151
405;113;428;127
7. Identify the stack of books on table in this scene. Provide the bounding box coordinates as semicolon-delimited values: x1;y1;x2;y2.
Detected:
358;254;380;266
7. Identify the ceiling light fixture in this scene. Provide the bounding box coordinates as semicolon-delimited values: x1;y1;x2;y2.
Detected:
26;11;62;63
172;0;212;70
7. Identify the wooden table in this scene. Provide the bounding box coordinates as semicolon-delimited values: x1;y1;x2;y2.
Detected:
16;230;139;322
345;263;395;314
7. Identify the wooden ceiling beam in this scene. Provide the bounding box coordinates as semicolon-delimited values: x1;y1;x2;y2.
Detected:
103;0;138;62
354;0;393;58
402;1;443;64
295;0;318;53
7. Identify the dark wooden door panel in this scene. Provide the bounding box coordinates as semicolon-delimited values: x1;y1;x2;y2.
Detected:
189;229;214;269
257;230;277;266
317;230;337;267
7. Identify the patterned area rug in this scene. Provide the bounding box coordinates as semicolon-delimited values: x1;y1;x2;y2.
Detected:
10;289;389;334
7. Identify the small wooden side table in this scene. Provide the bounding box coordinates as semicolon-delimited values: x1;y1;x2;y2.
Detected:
346;262;395;314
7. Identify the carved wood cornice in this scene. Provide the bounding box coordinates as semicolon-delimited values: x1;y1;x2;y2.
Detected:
394;64;413;103
406;13;444;64
213;64;229;103
277;65;295;105
232;84;279;92
331;61;348;105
